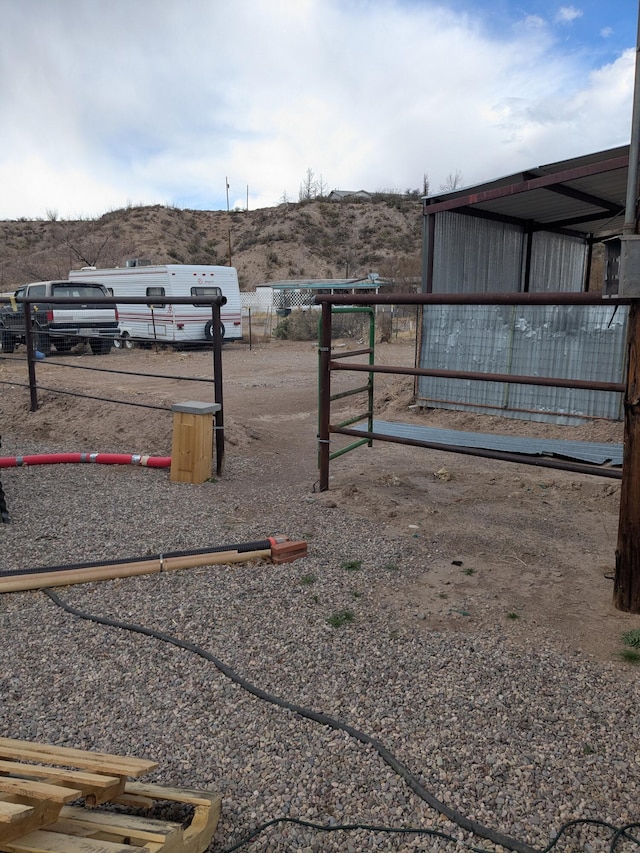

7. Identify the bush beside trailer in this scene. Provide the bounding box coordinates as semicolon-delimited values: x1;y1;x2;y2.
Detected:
69;263;242;348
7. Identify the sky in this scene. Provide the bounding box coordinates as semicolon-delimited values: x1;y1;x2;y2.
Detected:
0;0;637;219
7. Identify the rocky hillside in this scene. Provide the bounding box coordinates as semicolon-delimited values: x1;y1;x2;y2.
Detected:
0;197;423;292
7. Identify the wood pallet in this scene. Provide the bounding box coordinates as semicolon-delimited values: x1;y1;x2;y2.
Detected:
0;738;221;853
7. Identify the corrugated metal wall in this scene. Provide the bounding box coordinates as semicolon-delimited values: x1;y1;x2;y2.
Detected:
419;213;625;423
529;231;586;293
433;213;524;293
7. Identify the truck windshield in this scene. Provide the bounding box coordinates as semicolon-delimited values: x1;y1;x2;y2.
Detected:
53;285;105;298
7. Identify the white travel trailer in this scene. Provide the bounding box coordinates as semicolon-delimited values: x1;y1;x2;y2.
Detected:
69;263;242;348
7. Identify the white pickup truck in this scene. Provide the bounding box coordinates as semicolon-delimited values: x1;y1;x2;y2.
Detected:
0;280;118;355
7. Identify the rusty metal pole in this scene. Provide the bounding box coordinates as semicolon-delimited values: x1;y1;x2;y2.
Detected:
623;1;640;237
318;302;332;491
614;302;640;612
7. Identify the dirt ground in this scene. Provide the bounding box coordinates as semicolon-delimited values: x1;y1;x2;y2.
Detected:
1;337;639;662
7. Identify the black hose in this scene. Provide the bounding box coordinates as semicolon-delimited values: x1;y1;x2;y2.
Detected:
42;588;536;853
218;816;493;852
218;815;640;853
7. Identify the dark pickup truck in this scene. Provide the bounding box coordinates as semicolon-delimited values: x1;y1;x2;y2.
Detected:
0;280;118;355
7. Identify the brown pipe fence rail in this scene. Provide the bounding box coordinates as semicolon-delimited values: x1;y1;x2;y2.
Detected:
0;294;226;475
316;291;631;491
315;290;640;614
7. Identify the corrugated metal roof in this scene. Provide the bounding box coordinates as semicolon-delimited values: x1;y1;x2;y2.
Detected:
353;420;622;466
423;146;628;238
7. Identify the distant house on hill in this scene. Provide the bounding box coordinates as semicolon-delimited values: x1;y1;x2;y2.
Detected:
327;189;372;202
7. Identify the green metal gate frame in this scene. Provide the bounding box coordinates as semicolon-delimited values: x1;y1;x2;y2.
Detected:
317;306;376;472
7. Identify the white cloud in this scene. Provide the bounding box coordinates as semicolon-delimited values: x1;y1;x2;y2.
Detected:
555;6;583;25
521;15;547;30
0;0;633;219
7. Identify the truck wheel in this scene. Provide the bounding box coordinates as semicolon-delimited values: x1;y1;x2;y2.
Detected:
53;338;73;354
35;331;51;356
122;333;135;350
90;338;113;355
0;331;14;354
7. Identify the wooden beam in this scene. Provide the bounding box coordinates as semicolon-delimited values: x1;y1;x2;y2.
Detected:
0;739;156;779
614;299;640;612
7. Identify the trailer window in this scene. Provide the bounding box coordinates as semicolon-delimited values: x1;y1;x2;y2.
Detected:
191;286;222;306
146;286;166;307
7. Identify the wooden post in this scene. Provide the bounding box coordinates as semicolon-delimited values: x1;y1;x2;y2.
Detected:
170;401;221;484
614;300;640;612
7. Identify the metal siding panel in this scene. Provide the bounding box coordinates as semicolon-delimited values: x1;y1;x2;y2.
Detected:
433;213;524;294
529;232;586;293
417;303;626;423
354;421;623;466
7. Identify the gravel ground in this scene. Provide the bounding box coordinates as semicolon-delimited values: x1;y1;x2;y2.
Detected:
1;431;639;853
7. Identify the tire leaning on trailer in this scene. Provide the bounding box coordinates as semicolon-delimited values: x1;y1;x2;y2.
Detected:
204;320;225;342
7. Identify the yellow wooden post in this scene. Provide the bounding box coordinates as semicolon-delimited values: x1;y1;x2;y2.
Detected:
170;401;221;484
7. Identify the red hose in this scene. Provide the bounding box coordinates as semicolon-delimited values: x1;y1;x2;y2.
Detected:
0;453;171;469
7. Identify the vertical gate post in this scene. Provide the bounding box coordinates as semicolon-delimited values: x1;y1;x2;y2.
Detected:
211;301;225;476
614;299;640;612
23;301;38;412
318;301;332;491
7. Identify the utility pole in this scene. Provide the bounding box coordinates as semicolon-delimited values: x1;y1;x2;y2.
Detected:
614;0;640;613
225;177;229;212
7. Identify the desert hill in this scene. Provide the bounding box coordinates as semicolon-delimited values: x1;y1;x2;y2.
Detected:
0;196;423;292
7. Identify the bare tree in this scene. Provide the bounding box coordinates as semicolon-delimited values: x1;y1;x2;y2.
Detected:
61;227;113;268
423;173;430;196
298;168;330;201
316;173;328;198
299;167;316;202
439;170;463;192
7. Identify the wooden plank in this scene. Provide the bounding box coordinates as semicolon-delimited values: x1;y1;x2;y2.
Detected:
0;801;34;824
0;761;125;807
0;739;157;778
0;779;82;804
123;782;218;807
0;561;161;593
48;820;166;853
0;760;122;791
3;828;148;853
123;783;222;853
0;801;71;848
110;793;154;810
58;805;183;849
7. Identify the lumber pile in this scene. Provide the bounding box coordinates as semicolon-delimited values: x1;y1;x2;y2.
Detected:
0;737;221;853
